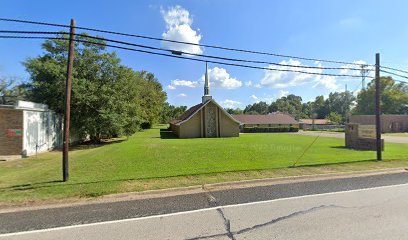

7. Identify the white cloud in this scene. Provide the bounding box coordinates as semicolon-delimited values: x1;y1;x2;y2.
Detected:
222;99;241;108
169;79;199;89
245;81;253;87
201;67;242;89
161;6;203;54
278;90;289;98
313;76;338;91
250;94;258;101
177;93;187;97
260;59;323;88
250;94;274;104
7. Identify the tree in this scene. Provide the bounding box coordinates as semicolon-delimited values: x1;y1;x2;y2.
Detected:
354;77;408;115
24;33;166;142
244;101;269;114
269;94;303;119
325;91;356;123
161;103;188;123
225;108;243;115
326;112;342;124
0;77;28;104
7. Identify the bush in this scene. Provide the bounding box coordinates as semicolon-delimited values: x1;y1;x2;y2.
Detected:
242;127;299;133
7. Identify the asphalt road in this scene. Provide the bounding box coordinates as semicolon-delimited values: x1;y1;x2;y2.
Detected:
1;171;408;239
297;131;408;144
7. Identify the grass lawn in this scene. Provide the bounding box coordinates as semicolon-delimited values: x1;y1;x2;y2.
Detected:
384;132;408;137
1;126;408;205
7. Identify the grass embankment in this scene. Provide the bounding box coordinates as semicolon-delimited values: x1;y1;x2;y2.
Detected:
1;126;408;205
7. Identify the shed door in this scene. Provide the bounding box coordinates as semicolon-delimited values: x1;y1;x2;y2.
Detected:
206;107;217;137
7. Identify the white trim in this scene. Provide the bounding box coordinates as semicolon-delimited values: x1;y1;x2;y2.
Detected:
1;183;407;237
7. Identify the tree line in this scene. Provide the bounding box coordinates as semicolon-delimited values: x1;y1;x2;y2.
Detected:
2;33;169;142
226;76;408;124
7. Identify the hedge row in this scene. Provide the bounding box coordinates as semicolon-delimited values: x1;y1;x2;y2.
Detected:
242;127;299;133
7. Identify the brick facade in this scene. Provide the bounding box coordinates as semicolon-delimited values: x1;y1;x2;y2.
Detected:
0;109;24;155
350;115;408;133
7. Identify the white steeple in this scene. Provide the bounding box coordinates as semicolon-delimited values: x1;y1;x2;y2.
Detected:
202;62;212;103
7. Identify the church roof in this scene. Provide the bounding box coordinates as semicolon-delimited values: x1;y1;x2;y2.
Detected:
170;99;240;126
232;114;298;125
169;102;205;125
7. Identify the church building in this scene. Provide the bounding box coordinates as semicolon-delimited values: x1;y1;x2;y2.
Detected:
169;63;240;138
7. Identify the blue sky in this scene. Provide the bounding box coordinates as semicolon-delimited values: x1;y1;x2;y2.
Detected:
1;0;407;108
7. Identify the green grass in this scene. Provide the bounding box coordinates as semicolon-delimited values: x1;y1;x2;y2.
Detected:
384;132;408;137
1;126;408;205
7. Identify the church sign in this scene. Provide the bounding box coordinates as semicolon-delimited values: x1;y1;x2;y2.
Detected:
358;125;376;139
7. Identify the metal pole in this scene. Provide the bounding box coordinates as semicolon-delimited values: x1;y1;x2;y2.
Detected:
63;19;76;181
375;53;382;161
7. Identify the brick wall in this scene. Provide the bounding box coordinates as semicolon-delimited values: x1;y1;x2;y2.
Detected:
350;115;408;133
0;109;24;155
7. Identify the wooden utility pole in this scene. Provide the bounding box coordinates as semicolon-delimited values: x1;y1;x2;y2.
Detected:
375;53;382;161
63;19;76;181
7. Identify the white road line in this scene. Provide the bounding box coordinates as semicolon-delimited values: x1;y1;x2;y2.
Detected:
1;182;408;237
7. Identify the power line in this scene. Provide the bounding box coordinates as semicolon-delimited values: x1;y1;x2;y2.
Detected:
0;17;395;69
0;30;369;72
0;35;367;78
380;69;408;80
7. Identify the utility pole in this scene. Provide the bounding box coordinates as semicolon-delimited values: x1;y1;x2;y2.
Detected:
375;53;382;161
63;19;76;182
345;84;348;123
360;64;369;90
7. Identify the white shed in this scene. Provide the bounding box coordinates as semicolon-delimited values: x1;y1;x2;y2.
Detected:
0;101;62;159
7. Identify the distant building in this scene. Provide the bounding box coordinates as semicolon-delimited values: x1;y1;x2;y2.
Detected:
0;101;62;160
233;114;299;132
350;115;408;133
169;63;240;138
299;119;332;130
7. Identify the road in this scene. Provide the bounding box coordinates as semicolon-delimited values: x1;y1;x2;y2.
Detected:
298;131;408;144
1;172;408;239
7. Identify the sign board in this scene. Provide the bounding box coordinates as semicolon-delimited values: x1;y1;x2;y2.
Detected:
6;129;22;138
358;125;376;139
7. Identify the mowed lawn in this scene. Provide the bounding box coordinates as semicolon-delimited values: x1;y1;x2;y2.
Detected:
1;126;408;204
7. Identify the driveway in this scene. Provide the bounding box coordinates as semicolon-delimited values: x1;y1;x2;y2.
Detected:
298;131;408;144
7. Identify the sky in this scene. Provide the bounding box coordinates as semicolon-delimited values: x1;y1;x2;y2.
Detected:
1;0;408;109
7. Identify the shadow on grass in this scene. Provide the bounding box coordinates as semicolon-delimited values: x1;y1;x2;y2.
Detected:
291;158;378;168
330;146;376;152
158;129;178;139
1;158;393;193
69;138;127;151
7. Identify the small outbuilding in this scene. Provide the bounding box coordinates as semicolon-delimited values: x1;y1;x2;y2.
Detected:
169;63;240;138
0;101;62;159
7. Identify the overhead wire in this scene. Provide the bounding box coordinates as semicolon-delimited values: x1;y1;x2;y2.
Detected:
0;35;368;78
1;17;403;71
0;30;369;72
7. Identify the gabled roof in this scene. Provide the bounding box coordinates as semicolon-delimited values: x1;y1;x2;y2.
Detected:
232;114;298;125
169;103;204;125
170;99;240;126
299;119;331;125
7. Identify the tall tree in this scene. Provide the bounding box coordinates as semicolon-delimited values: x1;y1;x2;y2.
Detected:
244;101;269;114
24;33;166;141
354;77;408;115
269;94;303;119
